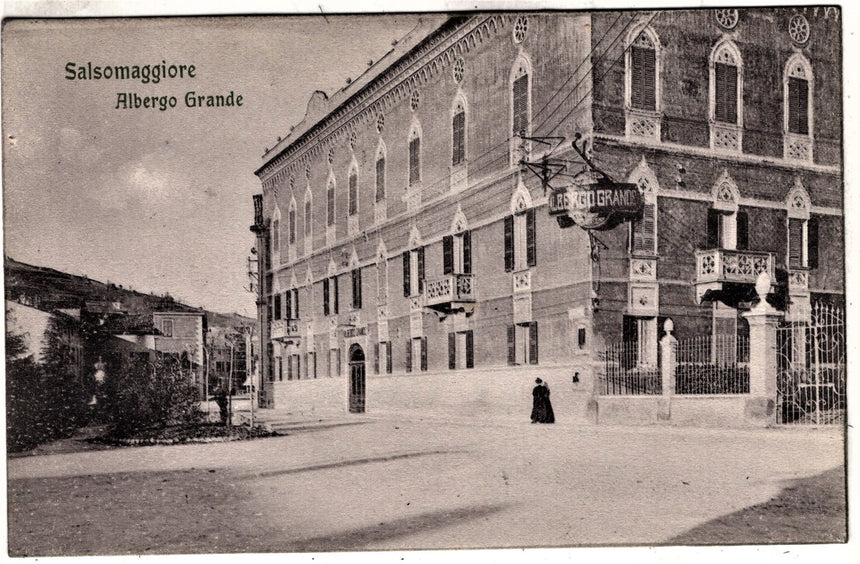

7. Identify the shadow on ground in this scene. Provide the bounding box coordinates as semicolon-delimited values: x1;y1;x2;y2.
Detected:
669;466;846;545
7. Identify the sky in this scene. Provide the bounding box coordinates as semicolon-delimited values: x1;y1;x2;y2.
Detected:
2;12;422;317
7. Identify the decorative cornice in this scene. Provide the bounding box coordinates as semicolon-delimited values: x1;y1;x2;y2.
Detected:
257;14;512;186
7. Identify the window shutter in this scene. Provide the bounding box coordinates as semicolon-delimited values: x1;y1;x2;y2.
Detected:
274;292;282;320
443;235;454;275
333;276;339;315
507;325;516;365
289;209;296;244
296;354;301;380
707;209;720;248
715;63;738;124
448;332;456;369
327;186;335;226
293;289;300;319
418;247;426;293
529;322;539;365
632;203;656;255
284;290;292;320
351;269;358;309
386;341;393;373
272;219;280;251
807;216;819;269
512;74;529;137
356;269;362;309
409;137;420;185
463;230;472;274
323;278;330;316
504;215;514;272
374;342;380;374
376;157;386;202
631;46;656;111
405;340;412;373
788;218;803;268
465;330;474;369
348;172;358;216
526;209;537;267
452;111;465;165
421;337;428;371
788;77;809;135
736;210;749;251
403;252;411;297
305;200;311;235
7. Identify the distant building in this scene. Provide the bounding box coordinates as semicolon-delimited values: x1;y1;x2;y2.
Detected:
250;9;842;419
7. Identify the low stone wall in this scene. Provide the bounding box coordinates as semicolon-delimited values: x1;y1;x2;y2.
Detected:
594;395;776;427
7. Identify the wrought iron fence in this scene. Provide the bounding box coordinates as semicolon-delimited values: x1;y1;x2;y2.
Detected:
675;334;750;394
599;341;661;395
777;303;845;425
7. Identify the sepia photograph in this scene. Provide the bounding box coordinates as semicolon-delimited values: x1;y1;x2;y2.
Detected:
2;2;851;560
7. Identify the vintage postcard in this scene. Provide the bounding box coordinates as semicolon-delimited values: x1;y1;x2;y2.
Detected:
2;2;851;561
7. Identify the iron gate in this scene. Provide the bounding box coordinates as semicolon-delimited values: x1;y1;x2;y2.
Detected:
776;303;845;425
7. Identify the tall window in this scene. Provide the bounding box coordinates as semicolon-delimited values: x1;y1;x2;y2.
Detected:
448;330;474;370
512;71;529;138
323;276;339;316
351;268;362;310
452;102;466;166
504;209;536;272
348;167;358;216
406;337;427;373
161;319;173;338
628;30;657;111
630;177;657;256
402;246;425;297
272;218;280;253
784;55;813;162
375;149;386;201
408;128;421;186
707;208;748;250
375;341;393;374
288;200;297;245
787;188;819;269
507;322;538;365
443;230;472;274
710;41;743;127
326;178;335;226
284;288;299;319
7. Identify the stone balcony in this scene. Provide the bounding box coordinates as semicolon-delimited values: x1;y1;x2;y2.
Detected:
425;273;476;314
694;249;775;305
270;318;301;343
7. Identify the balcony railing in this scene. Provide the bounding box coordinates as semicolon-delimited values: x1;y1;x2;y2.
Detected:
425;273;475;309
695;249;774;285
270;318;301;341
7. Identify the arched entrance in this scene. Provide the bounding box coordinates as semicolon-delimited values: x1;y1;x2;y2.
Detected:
348;344;366;413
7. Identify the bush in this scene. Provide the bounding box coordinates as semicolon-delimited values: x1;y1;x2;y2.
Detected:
99;353;202;438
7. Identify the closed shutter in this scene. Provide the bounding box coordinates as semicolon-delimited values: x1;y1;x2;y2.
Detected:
788;77;809;135
707;209;720;248
356;269;362;309
788;218;804;268
631;46;656;110
327;185;335;225
504;215;514;272
736;210;749;251
409;137;420;185
333;276;339;315
808;216;819;269
452;111;465;165
403;252;411;297
526;209;537;267
374;342;380;374
421;337;428;371
386;341;393;373
376;157;385;201
715;63;738;124
465;330;474;369
512;74;529;137
632;203;656;254
417;247;426;294
275;292;283;320
296;354;301;380
507;325;516;365
463;230;472;274
405;340;412;373
284;291;291;320
272;219;280;251
304;200;311;235
443;235;454;275
348;172;358;216
529;322;539;365
293;289;300;319
323;278;330;316
448;332;456;369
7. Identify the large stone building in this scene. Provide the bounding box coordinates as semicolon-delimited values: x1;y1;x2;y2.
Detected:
251;9;842;421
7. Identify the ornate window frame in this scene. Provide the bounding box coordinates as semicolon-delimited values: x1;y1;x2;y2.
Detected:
711;171;741;250
287;196;297;263
325;171;336;246
303;183;313;256
374;139;387;224
786;179;811;269
783;53;814;162
450;91;469;192
509;53;533;167
624;24;662;141
271;204;282;267
347;158;360;236
709;39;744;153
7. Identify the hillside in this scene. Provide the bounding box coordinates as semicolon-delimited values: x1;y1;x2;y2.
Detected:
4;257;253;329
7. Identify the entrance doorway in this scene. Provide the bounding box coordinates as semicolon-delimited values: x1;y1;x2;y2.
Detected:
348;344;366;413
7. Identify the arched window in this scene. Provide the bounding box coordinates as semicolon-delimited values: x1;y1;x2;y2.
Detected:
625;26;661;140
408;123;421;186
709;40;743;152
786;181;818;269
504;182;536;272
707;172;746;251
288;197;297;246
303;185;312;237
784;54;814;161
326;175;336;227
347;163;359;217
271;205;281;264
510;54;532;164
628;169;658;256
452;98;466;166
375;140;386;202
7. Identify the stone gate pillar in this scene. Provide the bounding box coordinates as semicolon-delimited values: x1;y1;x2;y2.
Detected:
742;273;784;424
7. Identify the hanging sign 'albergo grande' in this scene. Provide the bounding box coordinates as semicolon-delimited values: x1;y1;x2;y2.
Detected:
548;173;644;231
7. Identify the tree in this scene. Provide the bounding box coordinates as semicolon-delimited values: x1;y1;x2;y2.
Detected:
6;330;46;451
